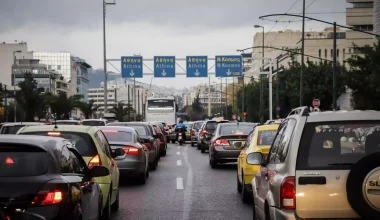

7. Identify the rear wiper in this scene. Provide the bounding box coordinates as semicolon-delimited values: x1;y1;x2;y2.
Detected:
328;163;354;166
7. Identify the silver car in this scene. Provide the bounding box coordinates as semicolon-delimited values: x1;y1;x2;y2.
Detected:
191;121;204;147
247;107;380;219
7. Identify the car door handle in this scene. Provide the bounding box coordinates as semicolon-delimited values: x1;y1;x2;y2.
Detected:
298;176;326;185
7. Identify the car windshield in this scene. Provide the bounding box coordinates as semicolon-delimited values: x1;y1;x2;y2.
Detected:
0;146;48;177
257;130;278;145
82;121;106;126
220;124;254;135
126;126;147;136
297;122;380;170
102;130;133;142
23;132;97;157
1;125;26;134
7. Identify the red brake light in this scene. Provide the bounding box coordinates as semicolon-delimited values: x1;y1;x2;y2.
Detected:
201;130;207;136
122;147;139;155
280;176;296;209
178;133;182;136
5;157;14;164
48;132;60;136
214;139;229;146
32;190;63;206
191;130;195;136
88;154;102;169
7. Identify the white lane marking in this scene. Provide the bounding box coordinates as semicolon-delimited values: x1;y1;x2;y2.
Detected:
176;151;180;155
177;160;182;166
182;144;193;220
176;177;184;189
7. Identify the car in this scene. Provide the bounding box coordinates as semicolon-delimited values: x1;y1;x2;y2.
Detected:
236;124;279;203
190;121;204;147
248;107;380;219
81;119;108;126
199;119;229;153
0;122;46;134
107;122;162;170
183;122;194;142
196;121;207;149
0;135;112;220
100;126;149;184
17;125;122;220
168;123;178;143
150;122;168;156
208;122;256;167
55;120;80;125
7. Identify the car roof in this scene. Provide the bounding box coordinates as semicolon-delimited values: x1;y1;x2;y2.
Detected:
256;124;280;131
100;126;136;132
0;135;68;157
82;119;107;121
18;125;94;134
108;122;151;126
2;122;46;126
56;120;80;122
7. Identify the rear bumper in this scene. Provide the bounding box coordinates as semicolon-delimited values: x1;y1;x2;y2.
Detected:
269;207;297;220
26;205;66;220
191;136;197;142
211;147;241;161
117;160;146;176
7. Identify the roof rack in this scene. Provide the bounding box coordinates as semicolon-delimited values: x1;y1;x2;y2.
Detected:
287;106;309;117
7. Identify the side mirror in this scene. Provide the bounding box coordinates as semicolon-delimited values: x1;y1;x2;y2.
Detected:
246;152;264;165
91;166;110;177
112;148;125;158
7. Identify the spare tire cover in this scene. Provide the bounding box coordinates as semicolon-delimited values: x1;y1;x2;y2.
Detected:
346;152;380;218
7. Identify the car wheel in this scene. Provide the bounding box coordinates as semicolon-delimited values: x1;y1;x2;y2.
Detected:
171;140;176;144
210;158;217;169
146;166;150;178
237;173;242;193
149;158;157;170
191;142;194;147
201;145;205;153
101;192;111;220
138;171;147;185
197;143;201;150
111;189;119;211
242;172;252;203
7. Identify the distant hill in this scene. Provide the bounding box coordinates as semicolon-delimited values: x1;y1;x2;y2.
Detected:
88;69;119;88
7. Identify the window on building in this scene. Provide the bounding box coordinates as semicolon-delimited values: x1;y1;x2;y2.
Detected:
337;49;339;58
353;2;373;8
331;49;333;58
343;49;346;60
318;49;321;58
349;48;352;54
57;65;61;70
325;49;327;58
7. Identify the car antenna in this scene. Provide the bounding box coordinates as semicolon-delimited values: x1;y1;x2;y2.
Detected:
54;113;58;129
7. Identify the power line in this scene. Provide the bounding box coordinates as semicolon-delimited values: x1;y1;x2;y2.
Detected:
264;0;300;36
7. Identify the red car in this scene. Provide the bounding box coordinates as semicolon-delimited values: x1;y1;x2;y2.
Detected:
151;122;168;156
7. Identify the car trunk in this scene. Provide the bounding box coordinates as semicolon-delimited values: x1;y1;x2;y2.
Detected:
218;135;248;150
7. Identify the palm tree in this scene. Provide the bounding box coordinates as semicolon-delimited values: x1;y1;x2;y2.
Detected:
76;100;100;119
46;92;83;120
110;101;135;122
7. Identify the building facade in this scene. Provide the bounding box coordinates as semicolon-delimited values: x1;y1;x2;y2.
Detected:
87;86;117;114
346;0;374;47
374;0;380;39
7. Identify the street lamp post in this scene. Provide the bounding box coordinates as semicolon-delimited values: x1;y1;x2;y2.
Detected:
103;0;116;114
254;25;265;123
13;50;21;122
300;0;306;107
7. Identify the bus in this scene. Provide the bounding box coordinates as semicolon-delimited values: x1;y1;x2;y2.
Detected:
102;113;118;123
145;97;176;125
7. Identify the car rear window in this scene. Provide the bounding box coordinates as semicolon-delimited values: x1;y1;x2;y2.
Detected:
220;124;254;135
126;126;147;136
193;122;202;130
297;122;380;170
23;132;97;157
82;121;106;126
0;145;48;177
257;130;278;145
102;130;133;142
206;121;228;130
1;125;26;134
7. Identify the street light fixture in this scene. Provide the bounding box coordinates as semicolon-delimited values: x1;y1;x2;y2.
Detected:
254;25;265;123
13;50;22;122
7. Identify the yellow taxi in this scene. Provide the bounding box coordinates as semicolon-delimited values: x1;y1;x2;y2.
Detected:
237;124;279;203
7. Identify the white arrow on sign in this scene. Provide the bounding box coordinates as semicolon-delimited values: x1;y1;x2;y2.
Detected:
195;69;200;76
226;69;232;76
162;69;167;76
130;69;135;76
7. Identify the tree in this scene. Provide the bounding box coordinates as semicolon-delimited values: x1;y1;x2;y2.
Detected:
345;43;380;110
110;102;135;122
76;100;100;119
46;92;82;120
10;73;45;122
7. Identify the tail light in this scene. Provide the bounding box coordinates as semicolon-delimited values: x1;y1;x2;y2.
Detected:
201;130;207;136
280;177;296;209
32;182;66;206
214;139;229;146
88;154;102;169
191;130;195;136
122;146;139;155
178;133;182;136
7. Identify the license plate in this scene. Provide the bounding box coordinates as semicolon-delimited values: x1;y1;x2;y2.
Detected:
178;136;182;140
230;141;245;148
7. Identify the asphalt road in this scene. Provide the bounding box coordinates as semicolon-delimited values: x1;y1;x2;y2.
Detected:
111;142;252;220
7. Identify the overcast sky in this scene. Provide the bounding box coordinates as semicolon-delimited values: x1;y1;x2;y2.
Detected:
0;0;349;88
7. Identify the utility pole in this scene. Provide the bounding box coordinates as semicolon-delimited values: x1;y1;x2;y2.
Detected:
208;76;211;116
220;77;222;116
276;59;280;119
127;84;130;121
225;77;228;118
241;74;245;120
4;85;8;122
300;0;306;106
232;77;235;114
333;22;337;110
103;0;115;114
133;78;136;121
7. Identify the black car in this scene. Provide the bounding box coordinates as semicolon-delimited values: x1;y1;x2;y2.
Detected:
107;122;162;170
0;135;111;220
199;119;229;153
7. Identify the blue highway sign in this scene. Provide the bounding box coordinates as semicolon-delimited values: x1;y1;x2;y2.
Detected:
154;56;176;77
121;56;143;78
186;56;208;77
215;55;243;77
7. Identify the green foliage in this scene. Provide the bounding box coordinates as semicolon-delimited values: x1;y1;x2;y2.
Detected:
45;92;83;120
345;43;380;110
76;100;100;119
110;102;135;122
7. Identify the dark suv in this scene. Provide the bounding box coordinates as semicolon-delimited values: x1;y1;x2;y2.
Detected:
199;119;229;153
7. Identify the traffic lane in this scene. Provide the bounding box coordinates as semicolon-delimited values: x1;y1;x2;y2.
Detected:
112;143;186;220
185;146;252;220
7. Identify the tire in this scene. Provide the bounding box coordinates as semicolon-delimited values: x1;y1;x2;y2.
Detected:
101;193;111;220
242;172;252;203
191;142;194;147
146;165;150;178
197;143;201;150
138;171;147;185
237;173;242;193
210;158;217;169
111;189;119;211
201;145;205;153
171;140;175;144
149;157;157;170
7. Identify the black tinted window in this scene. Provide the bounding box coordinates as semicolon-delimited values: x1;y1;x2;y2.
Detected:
206;121;228;130
297;122;380;170
102;130;133;142
220;124;254;135
193;122;203;130
69;151;85;174
82;121;106;126
60;146;72;173
0;145;49;177
23;132;97;157
257;130;278;146
1;125;25;134
147;100;174;109
126;126;148;136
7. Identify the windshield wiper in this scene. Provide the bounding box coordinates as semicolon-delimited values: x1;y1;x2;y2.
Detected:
328;163;354;166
